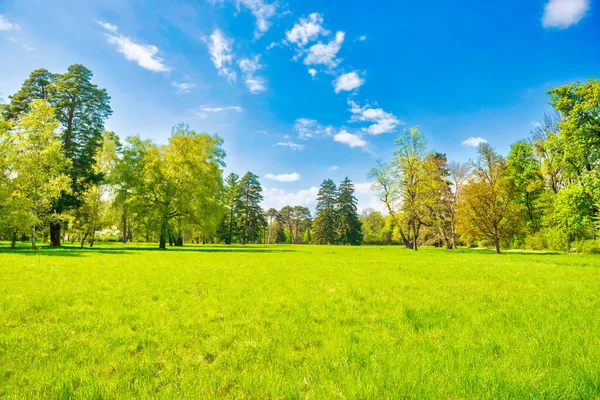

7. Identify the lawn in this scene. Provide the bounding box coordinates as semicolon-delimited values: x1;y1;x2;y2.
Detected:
0;243;599;399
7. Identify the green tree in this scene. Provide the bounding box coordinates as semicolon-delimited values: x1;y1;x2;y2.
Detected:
312;179;338;244
9;100;71;249
238;172;265;244
360;209;385;244
336;177;362;245
266;208;278;244
219;173;242;244
507;141;545;234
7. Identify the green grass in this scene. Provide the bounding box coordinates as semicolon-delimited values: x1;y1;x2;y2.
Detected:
1;243;599;399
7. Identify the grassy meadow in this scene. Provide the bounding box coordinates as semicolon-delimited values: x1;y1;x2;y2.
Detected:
0;243;599;398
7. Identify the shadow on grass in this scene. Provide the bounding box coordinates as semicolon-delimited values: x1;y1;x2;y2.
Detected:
0;243;296;256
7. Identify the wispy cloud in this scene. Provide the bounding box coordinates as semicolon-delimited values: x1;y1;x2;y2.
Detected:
171;81;196;94
333;129;367;148
294;118;335;140
328;165;339;171
349;100;401;135
236;0;278;38
262;186;319;209
334;71;365;93
356;35;367;42
99;22;171;73
200;106;243;112
206;29;236;82
265;172;301;182
238;56;266;94
0;14;19;31
275;142;305;151
542;0;590;28
461;137;487;147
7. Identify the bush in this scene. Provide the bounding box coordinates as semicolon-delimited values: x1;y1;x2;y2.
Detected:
570;239;600;254
543;228;569;252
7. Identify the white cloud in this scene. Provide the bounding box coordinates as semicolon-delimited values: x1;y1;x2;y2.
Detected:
265;172;301;182
357;35;367;42
354;183;385;213
349;100;401;135
238;56;266;93
286;13;329;46
294;118;335;139
275;142;305;151
100;22;171;73
304;31;345;69
461;137;488;147
206;29;236;82
308;68;317;78
0;15;19;31
96;20;118;33
262;186;319;209
542;0;590;28
328;165;339;171
235;0;277;37
333;129;367;148
171;81;196;94
334;71;365;93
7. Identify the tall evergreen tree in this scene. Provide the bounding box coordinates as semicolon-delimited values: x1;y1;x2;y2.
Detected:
312;179;338;244
218;173;242;244
336;177;363;245
238;172;265;244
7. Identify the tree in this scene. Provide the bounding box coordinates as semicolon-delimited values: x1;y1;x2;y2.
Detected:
336;177;362;245
459;143;520;253
117;126;225;248
4;66;112;245
292;206;312;244
507;141;545;234
447;161;469;248
266;208;278;244
238;172;265;244
312;179;338;244
219;173;242;244
9;100;71;249
361;209;385;244
277;205;295;244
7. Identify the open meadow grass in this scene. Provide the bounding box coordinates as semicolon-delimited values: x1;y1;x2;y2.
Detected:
1;243;599;398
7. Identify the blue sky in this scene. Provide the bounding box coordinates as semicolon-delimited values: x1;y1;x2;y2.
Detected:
0;0;598;211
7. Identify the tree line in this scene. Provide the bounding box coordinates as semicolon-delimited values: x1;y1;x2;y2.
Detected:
1;66;598;252
0;65;363;248
366;77;600;253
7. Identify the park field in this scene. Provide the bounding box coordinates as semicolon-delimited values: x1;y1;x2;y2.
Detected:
0;244;599;398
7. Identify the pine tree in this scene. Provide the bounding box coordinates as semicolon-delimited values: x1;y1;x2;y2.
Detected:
312;179;338;244
219;173;242;244
238;172;265;244
337;177;363;245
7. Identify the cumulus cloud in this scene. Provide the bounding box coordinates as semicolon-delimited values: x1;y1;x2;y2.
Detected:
265;172;301;182
349;100;401;135
334;71;365;93
171;81;196;94
286;13;329;46
206;29;236;82
262;186;319;209
238;56;266;93
100;22;171;73
304;31;345;69
294;118;335;140
333;129;367;148
275;142;305;151
0;14;19;31
542;0;590;28
462;137;488;147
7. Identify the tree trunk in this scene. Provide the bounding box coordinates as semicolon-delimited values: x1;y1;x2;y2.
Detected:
31;225;36;250
11;231;17;249
121;211;127;243
494;237;501;254
80;232;88;249
159;217;167;249
50;222;61;246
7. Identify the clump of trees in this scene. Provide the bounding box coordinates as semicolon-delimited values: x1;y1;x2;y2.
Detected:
368;77;600;253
